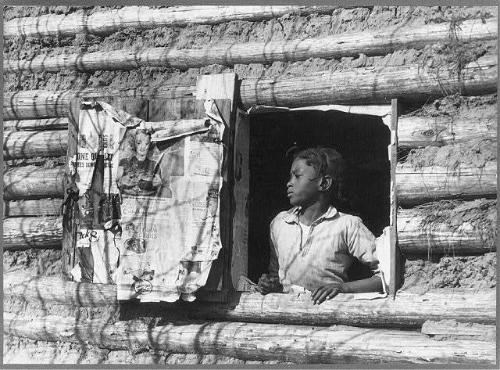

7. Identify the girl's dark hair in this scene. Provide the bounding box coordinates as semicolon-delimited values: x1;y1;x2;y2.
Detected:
294;147;347;205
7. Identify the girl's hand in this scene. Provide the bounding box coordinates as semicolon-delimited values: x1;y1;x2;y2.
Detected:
311;282;345;305
257;274;282;295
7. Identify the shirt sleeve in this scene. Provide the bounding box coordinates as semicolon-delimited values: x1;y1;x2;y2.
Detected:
268;217;279;278
346;217;378;267
346;216;388;293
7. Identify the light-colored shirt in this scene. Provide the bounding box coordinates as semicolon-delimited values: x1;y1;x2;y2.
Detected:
269;205;382;292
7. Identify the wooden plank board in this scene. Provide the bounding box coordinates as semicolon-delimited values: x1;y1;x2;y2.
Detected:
193;74;237;299
61;98;80;279
147;73;237;301
389;99;398;297
232;109;250;288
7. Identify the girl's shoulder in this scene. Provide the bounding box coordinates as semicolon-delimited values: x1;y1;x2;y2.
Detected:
271;207;299;227
336;212;364;227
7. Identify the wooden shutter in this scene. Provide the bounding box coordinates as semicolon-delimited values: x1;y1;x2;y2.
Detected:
63;74;238;303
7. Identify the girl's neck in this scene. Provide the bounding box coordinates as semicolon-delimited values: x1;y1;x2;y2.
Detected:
299;201;330;226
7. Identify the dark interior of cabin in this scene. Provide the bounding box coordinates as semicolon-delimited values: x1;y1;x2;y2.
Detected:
247;109;391;282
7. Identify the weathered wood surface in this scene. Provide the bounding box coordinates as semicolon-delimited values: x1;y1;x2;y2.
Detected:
6;56;495;119
4;271;495;328
3;90;74;120
3;86;196;119
6;207;493;253
2;337;111;365
3;104;495;149
2;335;258;365
240;54;497;108
421;320;496;342
4;6;336;38
3;166;66;200
396;161;497;206
2;120;208;158
5;17;496;73
3;118;69;131
5;163;495;202
3;312;494;364
3;130;68;159
398;206;496;254
398;104;497;148
4;199;62;217
3;216;62;249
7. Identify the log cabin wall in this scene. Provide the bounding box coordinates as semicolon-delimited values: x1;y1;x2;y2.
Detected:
2;5;497;365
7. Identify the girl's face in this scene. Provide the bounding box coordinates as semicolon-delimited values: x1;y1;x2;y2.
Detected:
136;132;151;161
286;158;321;207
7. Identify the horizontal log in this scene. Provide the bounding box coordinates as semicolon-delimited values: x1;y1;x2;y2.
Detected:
4;218;493;255
421;320;496;341
2;336;250;365
5;161;496;203
5;18;496;73
5;203;494;253
2;119;205;158
5;53;497;118
2;216;62;250
4;199;62;217
4;271;495;328
3;90;74;120
2;337;111;365
243;101;496;148
240;54;497;108
2;107;495;150
3;118;69;131
3;312;494;364
3;130;68;159
4;6;336;38
397;202;496;254
3;86;196;119
3;166;66;200
396;161;497;206
398;104;497;148
4;102;492;149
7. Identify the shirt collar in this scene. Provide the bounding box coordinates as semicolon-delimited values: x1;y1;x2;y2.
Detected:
283;205;338;225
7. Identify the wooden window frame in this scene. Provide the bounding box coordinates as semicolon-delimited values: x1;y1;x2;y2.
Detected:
232;100;403;296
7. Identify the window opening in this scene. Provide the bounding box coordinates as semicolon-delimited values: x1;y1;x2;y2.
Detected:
247;109;391;283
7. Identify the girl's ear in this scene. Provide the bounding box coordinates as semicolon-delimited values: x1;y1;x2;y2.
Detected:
320;175;333;192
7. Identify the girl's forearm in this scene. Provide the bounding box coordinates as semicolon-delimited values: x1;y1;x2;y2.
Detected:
342;275;383;294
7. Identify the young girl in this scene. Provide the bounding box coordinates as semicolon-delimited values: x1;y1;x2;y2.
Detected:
258;147;386;304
